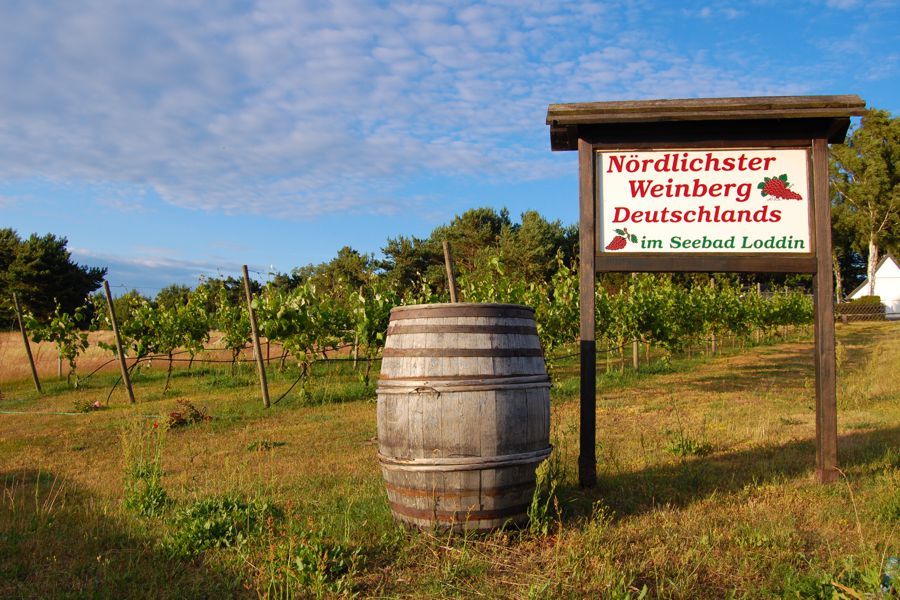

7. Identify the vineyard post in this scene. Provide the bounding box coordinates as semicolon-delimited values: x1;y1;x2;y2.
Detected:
442;240;460;303
103;281;136;404
353;284;362;369
57;349;62;378
12;292;42;394
632;339;639;370
242;265;270;408
755;283;762;344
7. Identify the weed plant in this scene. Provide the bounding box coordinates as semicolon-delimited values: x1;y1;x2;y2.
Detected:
121;418;169;517
528;459;561;535
163;495;280;559
665;429;714;458
257;526;359;598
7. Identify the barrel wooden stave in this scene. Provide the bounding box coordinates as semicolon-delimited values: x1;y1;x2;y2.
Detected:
381;462;539;531
378;387;550;461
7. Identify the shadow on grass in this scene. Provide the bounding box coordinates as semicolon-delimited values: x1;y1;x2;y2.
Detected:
0;469;251;599
688;347;814;393
836;321;899;347
561;425;900;520
687;323;898;396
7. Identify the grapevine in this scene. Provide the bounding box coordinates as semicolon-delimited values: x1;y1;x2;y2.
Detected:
25;300;93;387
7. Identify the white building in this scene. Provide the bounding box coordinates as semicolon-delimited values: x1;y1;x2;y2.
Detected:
848;255;900;319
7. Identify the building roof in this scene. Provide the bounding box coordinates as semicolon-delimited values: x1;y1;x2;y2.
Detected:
847;255;899;299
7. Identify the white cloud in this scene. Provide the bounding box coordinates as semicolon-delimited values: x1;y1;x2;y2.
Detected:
0;1;834;219
70;246;262;290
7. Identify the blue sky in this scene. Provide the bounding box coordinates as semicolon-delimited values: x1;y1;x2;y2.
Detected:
2;0;898;294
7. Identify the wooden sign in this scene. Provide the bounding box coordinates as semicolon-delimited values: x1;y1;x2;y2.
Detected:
547;95;866;488
597;148;812;255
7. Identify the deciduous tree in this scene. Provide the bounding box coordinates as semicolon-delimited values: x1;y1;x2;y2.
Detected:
830;108;899;295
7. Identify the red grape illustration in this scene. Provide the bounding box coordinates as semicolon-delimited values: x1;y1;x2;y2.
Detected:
605;228;637;251
758;174;803;200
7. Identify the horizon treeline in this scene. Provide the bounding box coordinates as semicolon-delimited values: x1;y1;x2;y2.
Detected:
84;205;845;322
0;205;878;328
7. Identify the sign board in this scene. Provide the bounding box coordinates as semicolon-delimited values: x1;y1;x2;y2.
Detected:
598;148;812;255
547;95;867;488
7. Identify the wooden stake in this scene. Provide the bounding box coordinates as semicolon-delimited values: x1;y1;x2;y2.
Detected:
442;240;460;303
353;284;361;369
12;292;42;394
242;265;270;408
103;281;135;404
632;339;639;370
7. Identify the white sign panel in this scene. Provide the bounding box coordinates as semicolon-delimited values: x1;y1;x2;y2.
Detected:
597;148;811;254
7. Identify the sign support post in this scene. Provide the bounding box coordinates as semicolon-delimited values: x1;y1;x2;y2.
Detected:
812;138;839;483
578;139;597;488
547;95;865;486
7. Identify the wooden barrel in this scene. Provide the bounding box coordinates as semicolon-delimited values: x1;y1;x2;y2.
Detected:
376;303;551;531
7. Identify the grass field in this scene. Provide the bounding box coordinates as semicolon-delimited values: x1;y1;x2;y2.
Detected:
0;322;897;598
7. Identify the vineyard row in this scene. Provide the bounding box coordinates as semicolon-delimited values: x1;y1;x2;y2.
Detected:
21;264;813;395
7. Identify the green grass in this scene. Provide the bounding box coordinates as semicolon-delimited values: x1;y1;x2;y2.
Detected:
0;322;898;598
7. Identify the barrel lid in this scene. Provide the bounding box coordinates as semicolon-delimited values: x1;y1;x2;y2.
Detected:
390;302;535;316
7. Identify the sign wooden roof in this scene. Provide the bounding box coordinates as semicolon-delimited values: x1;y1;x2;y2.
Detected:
546;95;866;150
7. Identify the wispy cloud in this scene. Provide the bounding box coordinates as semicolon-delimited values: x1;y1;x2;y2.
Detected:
0;194;26;209
0;1;859;219
687;5;745;19
70;246;265;291
95;197;152;214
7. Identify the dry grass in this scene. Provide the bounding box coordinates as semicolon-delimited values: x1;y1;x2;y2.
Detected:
0;329;290;385
0;322;897;598
0;329;116;382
